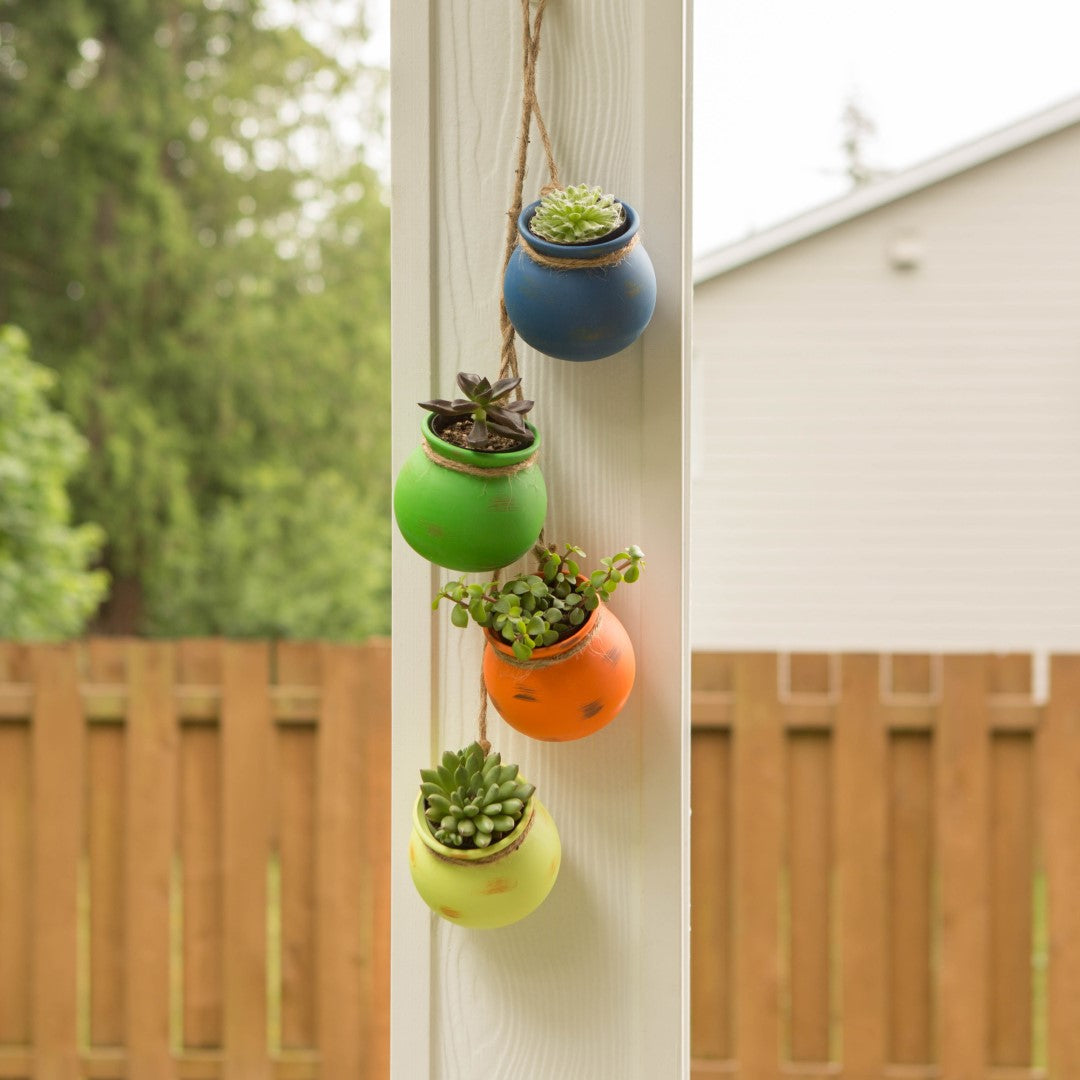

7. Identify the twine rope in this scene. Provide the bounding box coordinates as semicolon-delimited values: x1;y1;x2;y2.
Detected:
476;562;505;754
478;0;559;751
518;230;639;271
498;0;561;394
421;438;538;477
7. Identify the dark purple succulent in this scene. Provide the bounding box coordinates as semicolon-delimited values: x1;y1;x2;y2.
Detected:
419;372;534;449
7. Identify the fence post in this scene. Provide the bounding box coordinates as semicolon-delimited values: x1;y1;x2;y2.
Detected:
221;643;273;1080
125;642;178;1076
389;2;691;1076
1043;655;1080;1076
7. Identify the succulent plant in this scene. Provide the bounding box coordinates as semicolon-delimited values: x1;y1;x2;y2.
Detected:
434;542;645;661
419;372;534;450
528;184;625;245
420;743;536;849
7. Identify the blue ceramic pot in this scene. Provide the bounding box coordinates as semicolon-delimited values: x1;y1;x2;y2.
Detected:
503;199;656;362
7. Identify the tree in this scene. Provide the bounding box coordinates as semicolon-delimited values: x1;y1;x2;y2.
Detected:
0;325;108;639
840;94;884;188
151;466;390;638
0;0;390;638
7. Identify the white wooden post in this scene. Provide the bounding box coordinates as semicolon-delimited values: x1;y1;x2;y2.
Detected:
390;2;690;1076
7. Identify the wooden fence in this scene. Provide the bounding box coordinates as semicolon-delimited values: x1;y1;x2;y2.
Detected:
5;643;1080;1079
691;652;1080;1080
0;639;391;1080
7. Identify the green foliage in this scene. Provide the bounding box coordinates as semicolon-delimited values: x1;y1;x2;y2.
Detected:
528;184;624;244
418;372;534;449
420;743;535;850
0;0;390;639
149;466;390;639
0;326;108;639
434;543;644;661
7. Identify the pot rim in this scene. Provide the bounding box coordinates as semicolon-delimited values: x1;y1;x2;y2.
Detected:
421;414;539;467
484;601;601;662
412;790;536;862
518;198;640;261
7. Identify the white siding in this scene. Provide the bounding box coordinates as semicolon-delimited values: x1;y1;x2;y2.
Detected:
391;3;690;1078
692;125;1080;652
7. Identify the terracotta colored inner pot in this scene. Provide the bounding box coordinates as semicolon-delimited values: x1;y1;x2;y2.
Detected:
482;604;636;741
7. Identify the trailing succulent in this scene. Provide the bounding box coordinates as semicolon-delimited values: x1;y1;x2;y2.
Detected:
419;372;534;450
421;743;535;849
434;543;644;661
528;184;625;245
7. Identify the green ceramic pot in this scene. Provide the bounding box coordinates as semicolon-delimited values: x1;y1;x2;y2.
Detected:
393;416;547;572
409;791;561;928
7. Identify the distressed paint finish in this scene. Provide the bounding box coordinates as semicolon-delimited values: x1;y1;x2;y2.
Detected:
481;606;636;741
408;798;562;929
390;1;690;1077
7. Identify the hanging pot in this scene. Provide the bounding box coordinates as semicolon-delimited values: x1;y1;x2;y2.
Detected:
483;604;636;741
409;791;561;928
503;199;657;363
393;415;547;572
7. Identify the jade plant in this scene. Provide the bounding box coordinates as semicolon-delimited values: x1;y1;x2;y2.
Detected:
528;184;625;245
434;542;645;661
419;372;535;451
420;742;535;849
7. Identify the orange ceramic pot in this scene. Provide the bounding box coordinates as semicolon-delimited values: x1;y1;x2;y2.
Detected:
482;605;635;741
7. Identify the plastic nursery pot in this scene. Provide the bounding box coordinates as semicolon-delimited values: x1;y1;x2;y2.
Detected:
503;199;657;363
393;415;547;572
409;791;561;928
483;604;636;741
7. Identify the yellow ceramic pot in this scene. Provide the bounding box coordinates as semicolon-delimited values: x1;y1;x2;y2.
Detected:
408;791;561;928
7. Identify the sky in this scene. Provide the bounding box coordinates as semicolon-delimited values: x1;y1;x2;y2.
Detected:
693;0;1080;254
365;0;1080;257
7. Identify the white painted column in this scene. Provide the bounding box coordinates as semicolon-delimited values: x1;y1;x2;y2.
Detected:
390;3;690;1077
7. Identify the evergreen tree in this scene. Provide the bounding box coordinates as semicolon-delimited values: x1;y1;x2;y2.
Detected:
0;0;390;637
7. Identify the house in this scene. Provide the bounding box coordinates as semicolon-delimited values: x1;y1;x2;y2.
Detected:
691;95;1080;655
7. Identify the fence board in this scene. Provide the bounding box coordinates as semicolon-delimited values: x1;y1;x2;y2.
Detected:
937;655;990;1079
787;732;832;1063
690;730;732;1064
1;638;394;1077
0;711;31;1045
989;654;1032;697
887;734;934;1065
1042;654;1080;1077
222;643;272;1080
316;646;367;1078
888;654;935;698
275;642;319;1051
4;641;1077;1077
276;734;316;1050
734;654;783;1079
86;639;128;1047
834;654;886;1078
989;734;1035;1066
126;642;178;1075
32;645;84;1080
691;650;1067;1078
180;642;225;1050
87;724;125;1046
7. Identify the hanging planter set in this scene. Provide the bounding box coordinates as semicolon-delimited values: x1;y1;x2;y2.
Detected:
393;0;654;928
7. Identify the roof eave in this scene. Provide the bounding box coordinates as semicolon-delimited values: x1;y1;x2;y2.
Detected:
693;93;1080;285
